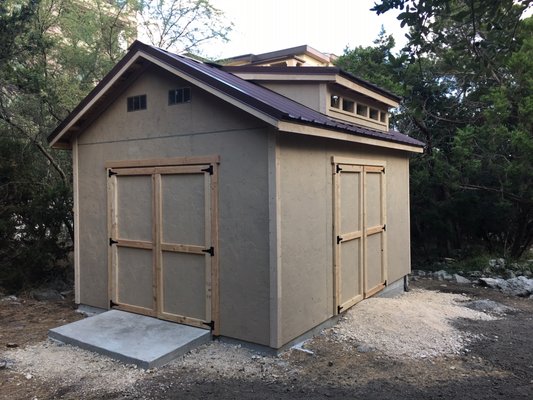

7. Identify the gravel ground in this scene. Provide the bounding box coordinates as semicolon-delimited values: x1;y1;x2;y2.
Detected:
1;280;532;399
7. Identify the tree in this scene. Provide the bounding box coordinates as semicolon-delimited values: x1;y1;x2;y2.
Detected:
138;0;232;53
338;1;533;260
0;0;137;291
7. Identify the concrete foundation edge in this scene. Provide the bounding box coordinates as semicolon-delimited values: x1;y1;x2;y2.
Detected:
377;276;407;298
48;329;211;369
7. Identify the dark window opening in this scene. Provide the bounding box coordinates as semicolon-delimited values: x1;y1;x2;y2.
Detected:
342;99;354;113
330;95;340;108
369;108;379;120
169;87;191;105
127;94;147;112
356;104;368;117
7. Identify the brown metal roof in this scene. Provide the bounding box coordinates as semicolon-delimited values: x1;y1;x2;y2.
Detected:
48;41;423;150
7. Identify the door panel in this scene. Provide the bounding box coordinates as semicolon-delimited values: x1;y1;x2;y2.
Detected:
161;252;207;320
340;172;360;234
116;175;152;241
339;238;362;306
333;159;387;314
108;159;219;332
334;167;364;312
117;247;153;310
365;233;383;292
161;174;205;246
364;167;386;297
365;172;382;228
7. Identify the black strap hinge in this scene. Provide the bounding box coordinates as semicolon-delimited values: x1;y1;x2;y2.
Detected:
337;305;343;314
108;169;117;177
201;165;213;175
383;224;386;231
337;235;343;244
110;300;118;308
203;320;215;330
336;165;342;174
202;246;214;257
109;238;118;246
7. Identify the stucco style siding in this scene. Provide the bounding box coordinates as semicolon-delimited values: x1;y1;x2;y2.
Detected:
276;133;411;345
258;82;327;113
76;67;272;345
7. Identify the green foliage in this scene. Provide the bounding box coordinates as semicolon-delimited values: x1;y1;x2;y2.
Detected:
138;0;233;54
339;2;533;260
0;0;234;292
0;0;137;291
336;28;405;95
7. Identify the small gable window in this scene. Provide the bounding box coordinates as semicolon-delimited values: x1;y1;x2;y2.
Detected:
169;87;191;105
127;94;147;112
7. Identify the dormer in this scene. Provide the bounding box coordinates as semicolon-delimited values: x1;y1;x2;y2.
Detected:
220;45;399;132
222;65;400;132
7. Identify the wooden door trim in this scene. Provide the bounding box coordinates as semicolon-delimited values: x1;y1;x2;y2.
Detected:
107;158;220;334
332;157;387;314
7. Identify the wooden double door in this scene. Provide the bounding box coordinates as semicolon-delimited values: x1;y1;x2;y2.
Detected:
333;157;387;313
107;157;219;333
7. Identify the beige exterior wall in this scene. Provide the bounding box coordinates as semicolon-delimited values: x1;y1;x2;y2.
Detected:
75;66;272;345
276;132;411;346
258;82;327;114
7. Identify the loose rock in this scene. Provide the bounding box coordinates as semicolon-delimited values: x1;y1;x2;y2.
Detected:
479;276;533;297
453;274;471;284
433;270;453;281
30;289;64;301
464;300;514;314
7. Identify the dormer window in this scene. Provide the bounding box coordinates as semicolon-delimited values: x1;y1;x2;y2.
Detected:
329;92;388;130
356;104;368;117
342;99;354;113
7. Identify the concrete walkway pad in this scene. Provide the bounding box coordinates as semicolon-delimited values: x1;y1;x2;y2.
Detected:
49;310;211;368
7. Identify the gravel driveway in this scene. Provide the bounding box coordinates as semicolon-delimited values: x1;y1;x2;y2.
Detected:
1;279;532;399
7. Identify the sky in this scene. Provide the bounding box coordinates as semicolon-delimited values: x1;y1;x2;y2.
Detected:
202;0;408;59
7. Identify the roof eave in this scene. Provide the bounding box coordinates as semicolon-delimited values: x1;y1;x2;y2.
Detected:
277;120;424;154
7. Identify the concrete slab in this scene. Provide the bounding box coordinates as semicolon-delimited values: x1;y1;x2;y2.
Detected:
49;310;211;368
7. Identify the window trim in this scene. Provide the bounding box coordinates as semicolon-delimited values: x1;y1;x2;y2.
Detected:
168;87;191;105
127;94;147;112
329;93;388;127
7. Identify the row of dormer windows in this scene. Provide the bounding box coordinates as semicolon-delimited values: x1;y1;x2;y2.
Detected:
330;94;387;124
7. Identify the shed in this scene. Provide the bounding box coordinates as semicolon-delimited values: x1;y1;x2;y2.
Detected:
49;41;424;350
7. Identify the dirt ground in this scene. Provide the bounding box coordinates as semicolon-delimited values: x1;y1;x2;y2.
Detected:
1;279;532;400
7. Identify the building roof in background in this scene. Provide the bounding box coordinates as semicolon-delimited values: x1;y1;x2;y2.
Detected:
219;44;337;66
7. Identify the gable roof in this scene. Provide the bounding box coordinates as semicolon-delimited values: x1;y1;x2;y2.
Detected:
48;41;424;152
